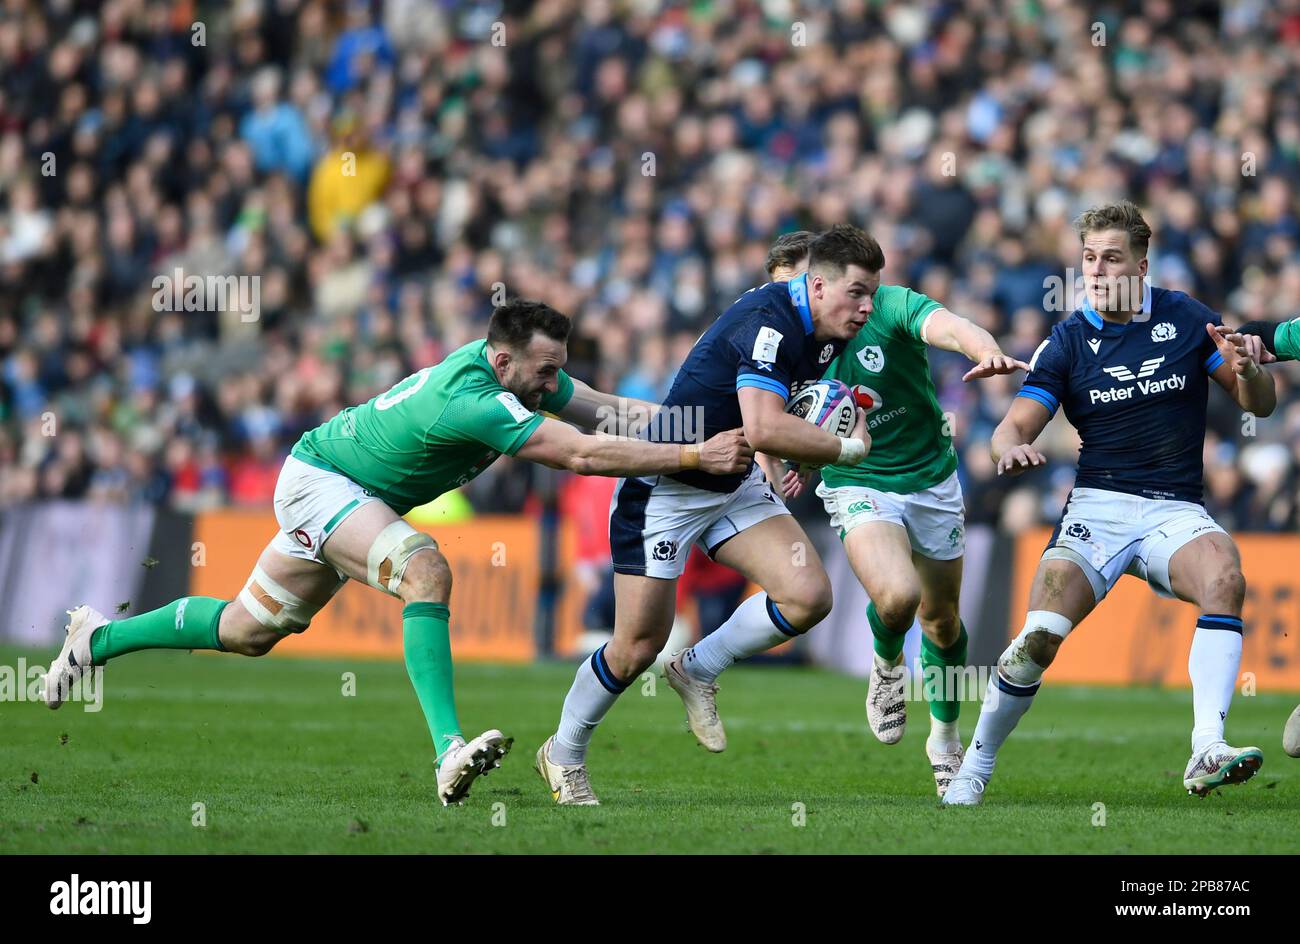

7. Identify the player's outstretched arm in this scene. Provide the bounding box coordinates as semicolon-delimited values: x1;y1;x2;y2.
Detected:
1206;323;1277;417
514;416;752;477
737;387;870;468
1223;320;1297;362
991;396;1051;476
555;378;660;435
921;308;1031;380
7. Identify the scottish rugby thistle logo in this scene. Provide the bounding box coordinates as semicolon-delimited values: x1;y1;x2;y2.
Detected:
1151;322;1176;342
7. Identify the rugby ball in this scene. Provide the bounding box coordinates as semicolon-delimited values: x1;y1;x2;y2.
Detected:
785;379;856;437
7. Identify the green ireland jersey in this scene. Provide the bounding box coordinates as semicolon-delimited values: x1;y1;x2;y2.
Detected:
291;339;574;515
1271;317;1299;360
819;284;956;494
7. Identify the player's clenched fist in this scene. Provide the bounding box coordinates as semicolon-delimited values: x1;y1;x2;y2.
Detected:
699;428;755;474
996;444;1046;476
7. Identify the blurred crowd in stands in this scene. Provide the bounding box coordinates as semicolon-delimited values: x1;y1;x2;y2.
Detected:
2;0;1300;536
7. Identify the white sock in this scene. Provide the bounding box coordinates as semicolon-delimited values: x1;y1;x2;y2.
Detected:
684;592;798;683
960;674;1039;782
875;650;904;671
928;717;960;751
550;645;627;765
1189;615;1243;754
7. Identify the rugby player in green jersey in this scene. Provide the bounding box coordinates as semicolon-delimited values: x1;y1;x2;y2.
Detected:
41;300;753;806
1234;315;1300;362
763;234;1028;796
1229;316;1300;760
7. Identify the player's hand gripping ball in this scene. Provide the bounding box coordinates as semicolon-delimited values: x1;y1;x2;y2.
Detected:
784;380;857;470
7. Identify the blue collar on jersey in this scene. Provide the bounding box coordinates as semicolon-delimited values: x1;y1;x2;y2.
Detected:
1080;279;1152;329
787;273;815;335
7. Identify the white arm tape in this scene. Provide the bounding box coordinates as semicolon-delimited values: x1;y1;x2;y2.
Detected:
837;437;867;466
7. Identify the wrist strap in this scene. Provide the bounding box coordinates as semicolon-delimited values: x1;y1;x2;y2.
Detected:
837;437;867;466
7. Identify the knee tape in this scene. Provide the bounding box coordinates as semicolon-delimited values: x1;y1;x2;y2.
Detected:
239;565;336;634
367;520;438;596
1041;545;1107;603
998;610;1074;686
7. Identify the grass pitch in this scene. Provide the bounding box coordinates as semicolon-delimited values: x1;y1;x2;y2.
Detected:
2;645;1297;854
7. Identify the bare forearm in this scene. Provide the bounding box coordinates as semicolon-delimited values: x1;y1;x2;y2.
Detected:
623;397;660;433
750;415;843;467
756;451;785;484
1235;366;1276;417
953;322;1002;362
562;382;661;433
929;310;1001;361
991;419;1033;465
570;435;689;477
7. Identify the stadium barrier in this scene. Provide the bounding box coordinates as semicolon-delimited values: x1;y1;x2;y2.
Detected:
0;504;573;659
1012;528;1300;692
189;510;553;660
36;501;1292;688
0;503;1014;675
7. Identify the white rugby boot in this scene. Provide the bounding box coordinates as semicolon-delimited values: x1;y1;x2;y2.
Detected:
435;729;512;806
927;741;965;799
534;737;600;806
1283;705;1300;758
1183;741;1262;797
663;650;726;752
42;605;109;709
941;769;987;806
866;653;908;744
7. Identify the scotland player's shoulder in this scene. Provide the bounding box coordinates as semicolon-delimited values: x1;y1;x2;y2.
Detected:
731;281;797;321
725;285;805;347
1150;286;1218;325
1028;314;1080;362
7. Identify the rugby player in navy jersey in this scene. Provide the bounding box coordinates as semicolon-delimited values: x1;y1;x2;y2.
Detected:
535;225;878;804
945;202;1277;805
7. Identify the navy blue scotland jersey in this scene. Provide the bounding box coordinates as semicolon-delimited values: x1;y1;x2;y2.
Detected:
647;273;847;492
1016;285;1226;504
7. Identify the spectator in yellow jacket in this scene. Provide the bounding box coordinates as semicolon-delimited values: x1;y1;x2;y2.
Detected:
307;112;390;243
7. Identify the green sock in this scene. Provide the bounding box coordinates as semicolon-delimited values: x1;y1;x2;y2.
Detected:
89;597;228;664
867;601;907;663
921;623;969;724
402;602;463;760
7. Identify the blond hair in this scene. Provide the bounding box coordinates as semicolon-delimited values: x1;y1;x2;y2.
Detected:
1074;201;1152;257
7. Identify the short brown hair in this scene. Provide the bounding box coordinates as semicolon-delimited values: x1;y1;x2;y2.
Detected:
808;223;885;277
1074;201;1152;257
487;298;571;351
765;231;814;277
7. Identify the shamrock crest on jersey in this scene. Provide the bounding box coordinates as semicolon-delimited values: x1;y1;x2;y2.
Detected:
822;285;956;495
